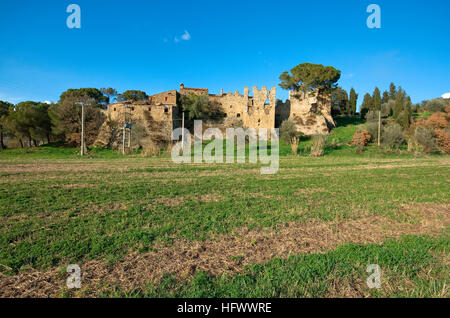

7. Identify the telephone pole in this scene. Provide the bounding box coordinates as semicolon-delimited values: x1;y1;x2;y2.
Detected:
122;104;131;155
75;101;86;156
181;111;185;153
377;110;381;147
81;102;85;155
122;105;126;155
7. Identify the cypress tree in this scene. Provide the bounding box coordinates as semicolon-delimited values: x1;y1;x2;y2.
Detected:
382;91;389;104
360;93;372;119
389;82;397;100
349;88;358;115
401;96;412;128
372;87;381;111
393;89;405;119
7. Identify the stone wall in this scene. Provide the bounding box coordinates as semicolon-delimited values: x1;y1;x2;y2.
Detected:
104;102;175;123
95;84;336;148
211;86;276;130
148;90;177;106
275;90;335;135
94;100;178;148
179;83;208;96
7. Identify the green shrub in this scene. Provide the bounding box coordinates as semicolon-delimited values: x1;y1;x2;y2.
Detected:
422;98;447;113
381;100;395;117
280;119;301;155
414;126;437;153
280;119;298;144
366;122;379;143
382;123;405;149
365;110;378;123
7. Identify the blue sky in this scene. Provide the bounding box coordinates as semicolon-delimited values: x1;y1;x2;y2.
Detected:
1;0;449;108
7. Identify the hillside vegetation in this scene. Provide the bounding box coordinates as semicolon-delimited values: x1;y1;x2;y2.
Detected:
0;116;448;297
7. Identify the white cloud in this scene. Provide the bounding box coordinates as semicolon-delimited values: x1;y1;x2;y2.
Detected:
174;30;191;43
441;93;450;99
44;101;52;104
0;93;25;104
181;30;191;41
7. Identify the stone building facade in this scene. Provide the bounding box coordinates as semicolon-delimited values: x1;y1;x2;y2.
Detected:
208;85;276;130
94;83;334;147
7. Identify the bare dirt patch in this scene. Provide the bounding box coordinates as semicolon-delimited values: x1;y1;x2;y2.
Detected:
196;193;226;203
295;188;335;195
1;203;448;297
0;164;109;173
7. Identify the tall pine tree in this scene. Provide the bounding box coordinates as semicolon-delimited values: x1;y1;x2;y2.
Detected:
349;88;358;115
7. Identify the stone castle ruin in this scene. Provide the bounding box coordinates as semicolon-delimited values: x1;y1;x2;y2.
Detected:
94;83;335;148
276;90;335;135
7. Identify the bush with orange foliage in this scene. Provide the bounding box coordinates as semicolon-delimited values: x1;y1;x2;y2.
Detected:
413;105;450;153
434;129;450;153
352;130;371;152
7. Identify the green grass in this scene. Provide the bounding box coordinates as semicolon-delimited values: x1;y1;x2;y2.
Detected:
0;117;448;297
0;151;448;275
0;143;124;160
413;112;433;119
128;235;449;298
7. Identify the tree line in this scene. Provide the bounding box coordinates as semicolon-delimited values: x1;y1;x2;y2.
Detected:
355;83;450;154
0;88;148;149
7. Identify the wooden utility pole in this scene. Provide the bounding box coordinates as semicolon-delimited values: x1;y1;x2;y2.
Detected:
81;102;85;156
128;125;131;148
122;106;126;155
181;111;185;153
76;101;86;156
377;110;381;147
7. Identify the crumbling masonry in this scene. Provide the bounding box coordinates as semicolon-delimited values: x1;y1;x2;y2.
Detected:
95;83;335;147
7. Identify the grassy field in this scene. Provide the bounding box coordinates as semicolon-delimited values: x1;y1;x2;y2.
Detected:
0;120;449;298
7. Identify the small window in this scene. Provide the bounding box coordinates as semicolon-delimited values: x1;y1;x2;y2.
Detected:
230;105;232;109
149;107;151;111
237;113;241;118
113;108;116;111
165;97;168;102
131;107;135;111
164;106;169;113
